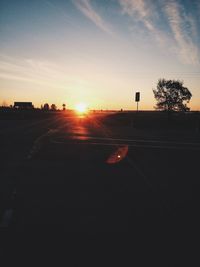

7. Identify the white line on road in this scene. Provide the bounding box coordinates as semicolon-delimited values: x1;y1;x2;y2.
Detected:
53;134;200;146
50;139;200;150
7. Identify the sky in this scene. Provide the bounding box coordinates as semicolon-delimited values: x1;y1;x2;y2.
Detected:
0;0;200;110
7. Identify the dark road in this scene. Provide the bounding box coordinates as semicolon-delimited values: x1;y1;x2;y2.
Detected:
1;112;200;233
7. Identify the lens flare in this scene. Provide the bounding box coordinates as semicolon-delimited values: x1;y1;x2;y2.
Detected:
107;145;129;164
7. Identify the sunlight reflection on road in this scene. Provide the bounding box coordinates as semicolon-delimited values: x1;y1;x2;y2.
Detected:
70;125;89;140
66;116;90;140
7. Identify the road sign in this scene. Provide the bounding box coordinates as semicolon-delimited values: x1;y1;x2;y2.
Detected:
135;92;140;102
135;92;140;112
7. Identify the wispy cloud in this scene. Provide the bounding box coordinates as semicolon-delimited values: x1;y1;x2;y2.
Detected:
118;0;200;65
0;55;84;89
119;1;158;34
164;0;200;65
118;0;170;47
73;0;113;35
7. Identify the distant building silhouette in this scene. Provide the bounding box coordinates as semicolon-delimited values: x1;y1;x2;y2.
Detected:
14;102;34;110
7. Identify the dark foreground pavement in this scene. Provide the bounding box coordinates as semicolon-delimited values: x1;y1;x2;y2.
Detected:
0;113;200;266
1;113;200;235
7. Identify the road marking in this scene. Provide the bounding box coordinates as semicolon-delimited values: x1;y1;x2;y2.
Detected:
50;138;200;151
52;135;200;146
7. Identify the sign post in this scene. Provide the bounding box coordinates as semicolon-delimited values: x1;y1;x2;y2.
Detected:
135;92;140;112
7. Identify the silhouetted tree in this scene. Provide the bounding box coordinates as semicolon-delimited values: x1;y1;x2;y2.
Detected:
153;79;192;112
62;104;66;111
43;103;49;110
51;104;57;111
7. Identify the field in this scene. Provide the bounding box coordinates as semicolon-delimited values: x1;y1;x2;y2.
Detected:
0;110;200;234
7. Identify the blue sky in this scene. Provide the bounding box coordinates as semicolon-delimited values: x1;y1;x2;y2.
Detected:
0;0;200;110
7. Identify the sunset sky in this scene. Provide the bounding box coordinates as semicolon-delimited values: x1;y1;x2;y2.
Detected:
0;0;200;110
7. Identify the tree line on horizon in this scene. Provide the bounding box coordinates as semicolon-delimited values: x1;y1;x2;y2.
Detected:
0;79;193;112
0;102;66;111
40;103;66;111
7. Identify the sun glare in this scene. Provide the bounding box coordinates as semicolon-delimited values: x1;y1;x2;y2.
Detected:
75;103;88;114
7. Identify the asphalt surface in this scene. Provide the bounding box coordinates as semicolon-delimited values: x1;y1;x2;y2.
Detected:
1;112;200;234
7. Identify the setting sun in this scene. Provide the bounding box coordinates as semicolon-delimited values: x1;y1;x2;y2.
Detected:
75;103;88;114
